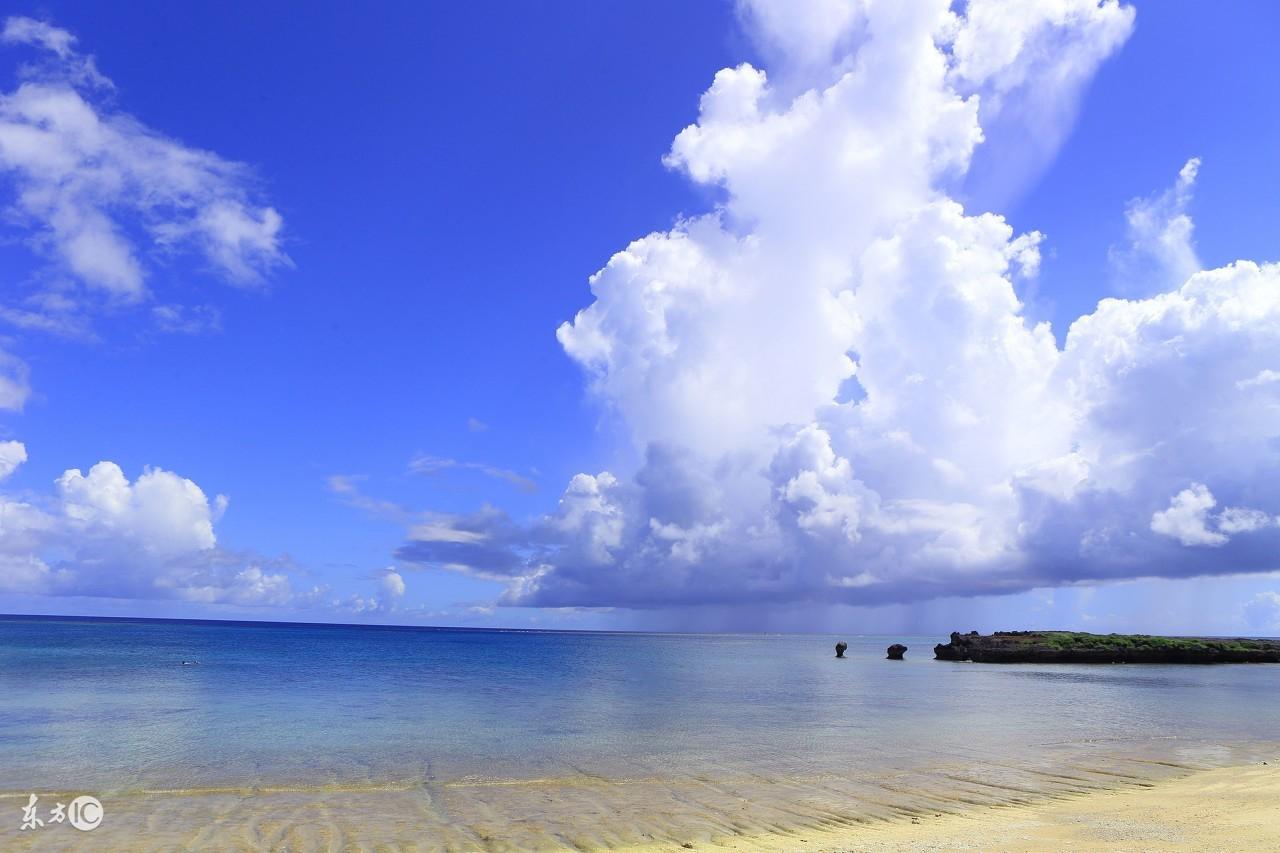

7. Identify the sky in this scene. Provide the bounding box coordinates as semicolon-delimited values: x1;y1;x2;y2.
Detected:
2;0;1280;635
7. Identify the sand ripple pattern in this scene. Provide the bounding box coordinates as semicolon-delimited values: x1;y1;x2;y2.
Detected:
1;741;1273;851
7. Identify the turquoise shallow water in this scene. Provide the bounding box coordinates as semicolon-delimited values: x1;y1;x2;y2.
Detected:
2;616;1279;848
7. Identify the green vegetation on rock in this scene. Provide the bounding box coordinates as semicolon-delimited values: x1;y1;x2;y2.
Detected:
933;630;1280;664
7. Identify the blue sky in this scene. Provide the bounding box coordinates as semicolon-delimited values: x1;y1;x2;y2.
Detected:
3;1;1280;635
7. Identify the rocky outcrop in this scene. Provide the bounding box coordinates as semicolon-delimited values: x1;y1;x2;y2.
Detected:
933;630;1280;664
835;641;848;658
886;644;907;660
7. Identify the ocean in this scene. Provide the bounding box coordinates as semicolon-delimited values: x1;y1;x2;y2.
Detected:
2;615;1278;849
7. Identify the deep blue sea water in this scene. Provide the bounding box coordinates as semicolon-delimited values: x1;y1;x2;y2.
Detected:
2;616;1279;847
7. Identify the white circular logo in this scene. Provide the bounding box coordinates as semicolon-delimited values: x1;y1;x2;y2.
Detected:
68;796;103;831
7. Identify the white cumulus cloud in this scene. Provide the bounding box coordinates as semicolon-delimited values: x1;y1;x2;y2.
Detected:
0;451;305;607
381;568;406;599
0;440;27;480
335;568;406;615
1243;591;1280;633
1150;484;1226;547
0;17;289;421
0;17;289;300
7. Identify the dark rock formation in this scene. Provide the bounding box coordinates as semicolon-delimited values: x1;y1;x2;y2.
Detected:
933;630;1280;664
835;641;848;658
886;644;907;660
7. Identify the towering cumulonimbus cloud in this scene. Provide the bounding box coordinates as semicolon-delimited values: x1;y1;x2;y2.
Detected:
393;0;1280;610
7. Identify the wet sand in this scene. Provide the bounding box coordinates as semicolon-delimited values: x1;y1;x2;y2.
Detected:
633;762;1280;853
3;758;1278;851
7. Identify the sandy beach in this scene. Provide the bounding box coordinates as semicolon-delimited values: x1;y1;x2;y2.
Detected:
2;760;1275;850
631;762;1280;853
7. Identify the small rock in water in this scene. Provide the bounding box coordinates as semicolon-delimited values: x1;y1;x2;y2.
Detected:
886;644;908;660
835;641;848;658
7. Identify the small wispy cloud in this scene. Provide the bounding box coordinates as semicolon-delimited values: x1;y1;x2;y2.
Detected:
1109;156;1202;294
0;352;30;412
326;474;411;521
0;297;95;340
151;304;223;335
409;454;536;493
467;417;488;432
1237;369;1280;391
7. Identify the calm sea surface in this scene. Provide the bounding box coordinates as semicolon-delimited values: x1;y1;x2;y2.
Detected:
2;616;1279;848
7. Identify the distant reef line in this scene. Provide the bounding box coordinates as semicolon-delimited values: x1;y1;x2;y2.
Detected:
931;630;1280;664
